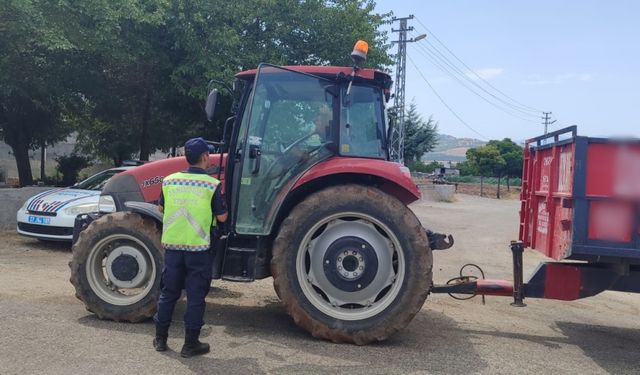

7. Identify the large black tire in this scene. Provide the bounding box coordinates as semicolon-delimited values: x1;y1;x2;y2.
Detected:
271;184;432;345
69;212;164;322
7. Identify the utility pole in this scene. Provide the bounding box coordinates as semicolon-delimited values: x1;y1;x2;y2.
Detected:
389;15;425;164
542;112;556;134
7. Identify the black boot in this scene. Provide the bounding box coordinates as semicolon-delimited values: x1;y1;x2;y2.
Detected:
180;329;210;358
153;325;168;352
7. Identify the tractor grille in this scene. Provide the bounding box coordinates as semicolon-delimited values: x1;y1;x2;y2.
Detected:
18;222;73;236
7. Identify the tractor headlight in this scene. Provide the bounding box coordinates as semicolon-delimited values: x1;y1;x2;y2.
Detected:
98;195;116;213
64;203;100;215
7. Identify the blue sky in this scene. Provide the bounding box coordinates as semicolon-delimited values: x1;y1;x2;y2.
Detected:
374;1;639;140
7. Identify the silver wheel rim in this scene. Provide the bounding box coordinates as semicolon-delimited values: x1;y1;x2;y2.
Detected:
295;212;405;321
86;234;157;306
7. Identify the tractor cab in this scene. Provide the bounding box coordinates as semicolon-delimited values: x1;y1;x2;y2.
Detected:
211;64;393;237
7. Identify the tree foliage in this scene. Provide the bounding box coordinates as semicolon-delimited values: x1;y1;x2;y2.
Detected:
0;0;79;185
409;161;443;173
56;154;91;187
402;101;438;163
0;0;393;183
464;138;523;198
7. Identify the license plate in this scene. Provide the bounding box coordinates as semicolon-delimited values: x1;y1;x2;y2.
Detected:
28;216;51;225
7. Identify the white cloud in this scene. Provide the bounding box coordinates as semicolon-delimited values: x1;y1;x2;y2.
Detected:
523;73;594;85
466;68;504;81
578;73;593;82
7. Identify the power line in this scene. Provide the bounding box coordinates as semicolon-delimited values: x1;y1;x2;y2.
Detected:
414;16;542;114
414;34;540;119
407;53;488;140
410;35;540;123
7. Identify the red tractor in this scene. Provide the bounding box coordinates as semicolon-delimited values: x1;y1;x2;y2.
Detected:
69;44;449;344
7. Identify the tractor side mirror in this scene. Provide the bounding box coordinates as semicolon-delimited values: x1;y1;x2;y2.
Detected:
205;89;218;122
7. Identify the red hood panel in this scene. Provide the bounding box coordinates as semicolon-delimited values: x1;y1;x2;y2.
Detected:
118;154;226;203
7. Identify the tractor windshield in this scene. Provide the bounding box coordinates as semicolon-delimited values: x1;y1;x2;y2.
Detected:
233;65;336;235
339;85;386;159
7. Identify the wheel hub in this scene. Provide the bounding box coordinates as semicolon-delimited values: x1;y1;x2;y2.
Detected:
111;254;139;281
322;236;379;292
106;245;148;289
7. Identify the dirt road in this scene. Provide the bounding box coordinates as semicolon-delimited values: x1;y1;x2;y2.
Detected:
1;194;639;374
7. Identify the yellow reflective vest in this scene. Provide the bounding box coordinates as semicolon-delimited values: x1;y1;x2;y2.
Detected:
160;172;220;251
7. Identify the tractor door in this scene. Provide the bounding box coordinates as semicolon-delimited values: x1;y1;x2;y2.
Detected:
230;65;337;235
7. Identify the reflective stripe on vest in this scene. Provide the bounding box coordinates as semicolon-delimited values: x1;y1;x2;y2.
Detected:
160;172;219;251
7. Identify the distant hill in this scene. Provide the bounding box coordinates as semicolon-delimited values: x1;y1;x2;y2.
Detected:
422;134;485;163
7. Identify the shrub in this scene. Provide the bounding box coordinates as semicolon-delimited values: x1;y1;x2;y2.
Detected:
56;155;91;186
409;161;442;173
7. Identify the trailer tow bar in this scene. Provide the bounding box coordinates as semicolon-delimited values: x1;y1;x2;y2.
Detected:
431;241;527;307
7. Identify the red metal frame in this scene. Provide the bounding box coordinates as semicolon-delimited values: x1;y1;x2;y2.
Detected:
520;126;640;262
520;132;576;259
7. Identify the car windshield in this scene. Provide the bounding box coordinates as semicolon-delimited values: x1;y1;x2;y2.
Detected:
74;169;123;191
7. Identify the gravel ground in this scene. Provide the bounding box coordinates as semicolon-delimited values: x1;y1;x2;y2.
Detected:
0;194;639;374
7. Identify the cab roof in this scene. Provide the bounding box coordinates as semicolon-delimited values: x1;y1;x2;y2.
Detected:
235;65;392;88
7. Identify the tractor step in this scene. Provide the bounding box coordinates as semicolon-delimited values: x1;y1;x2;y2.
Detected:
221;247;256;282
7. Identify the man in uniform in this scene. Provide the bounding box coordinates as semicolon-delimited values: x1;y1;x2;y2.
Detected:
153;137;227;358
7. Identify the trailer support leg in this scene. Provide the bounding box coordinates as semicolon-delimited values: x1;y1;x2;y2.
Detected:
510;241;526;307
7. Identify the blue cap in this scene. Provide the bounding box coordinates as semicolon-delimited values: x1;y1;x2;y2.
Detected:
184;137;209;164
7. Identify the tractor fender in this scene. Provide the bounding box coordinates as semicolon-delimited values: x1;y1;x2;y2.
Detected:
292;157;421;205
124;201;163;225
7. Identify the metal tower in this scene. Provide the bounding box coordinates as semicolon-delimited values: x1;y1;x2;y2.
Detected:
390;15;423;164
542;112;556;134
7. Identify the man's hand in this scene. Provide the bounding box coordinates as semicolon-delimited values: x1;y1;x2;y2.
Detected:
216;213;228;223
158;205;164;213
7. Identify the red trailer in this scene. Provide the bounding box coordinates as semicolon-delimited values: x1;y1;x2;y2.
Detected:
434;126;640;303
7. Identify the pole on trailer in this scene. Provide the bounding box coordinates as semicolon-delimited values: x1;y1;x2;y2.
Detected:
510;241;526;307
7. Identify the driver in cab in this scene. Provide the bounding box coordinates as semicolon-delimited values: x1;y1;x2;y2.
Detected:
290;104;332;159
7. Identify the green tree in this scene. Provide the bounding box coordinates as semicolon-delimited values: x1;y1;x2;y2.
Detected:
466;145;505;197
402;102;438;163
409;161;442;173
456;160;476;176
486;138;523;195
0;0;76;186
0;0;168;181
1;0;394;173
56;154;91;187
75;0;394;164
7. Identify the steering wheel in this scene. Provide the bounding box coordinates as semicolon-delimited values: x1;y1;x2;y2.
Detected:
281;132;317;154
261;133;332;182
253;137;333;217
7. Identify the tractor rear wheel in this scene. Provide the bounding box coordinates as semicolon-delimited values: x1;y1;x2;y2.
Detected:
69;212;163;322
271;184;432;345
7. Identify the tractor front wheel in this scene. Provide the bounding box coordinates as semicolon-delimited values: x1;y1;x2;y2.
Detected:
271;184;432;345
69;212;163;322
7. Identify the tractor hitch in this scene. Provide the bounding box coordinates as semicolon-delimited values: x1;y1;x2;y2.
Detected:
430;241;527;307
426;229;454;250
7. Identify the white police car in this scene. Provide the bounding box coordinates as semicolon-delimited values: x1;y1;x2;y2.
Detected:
16;167;132;241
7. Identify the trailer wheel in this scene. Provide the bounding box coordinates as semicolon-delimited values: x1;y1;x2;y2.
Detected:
69;212;163;322
271;184;432;345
